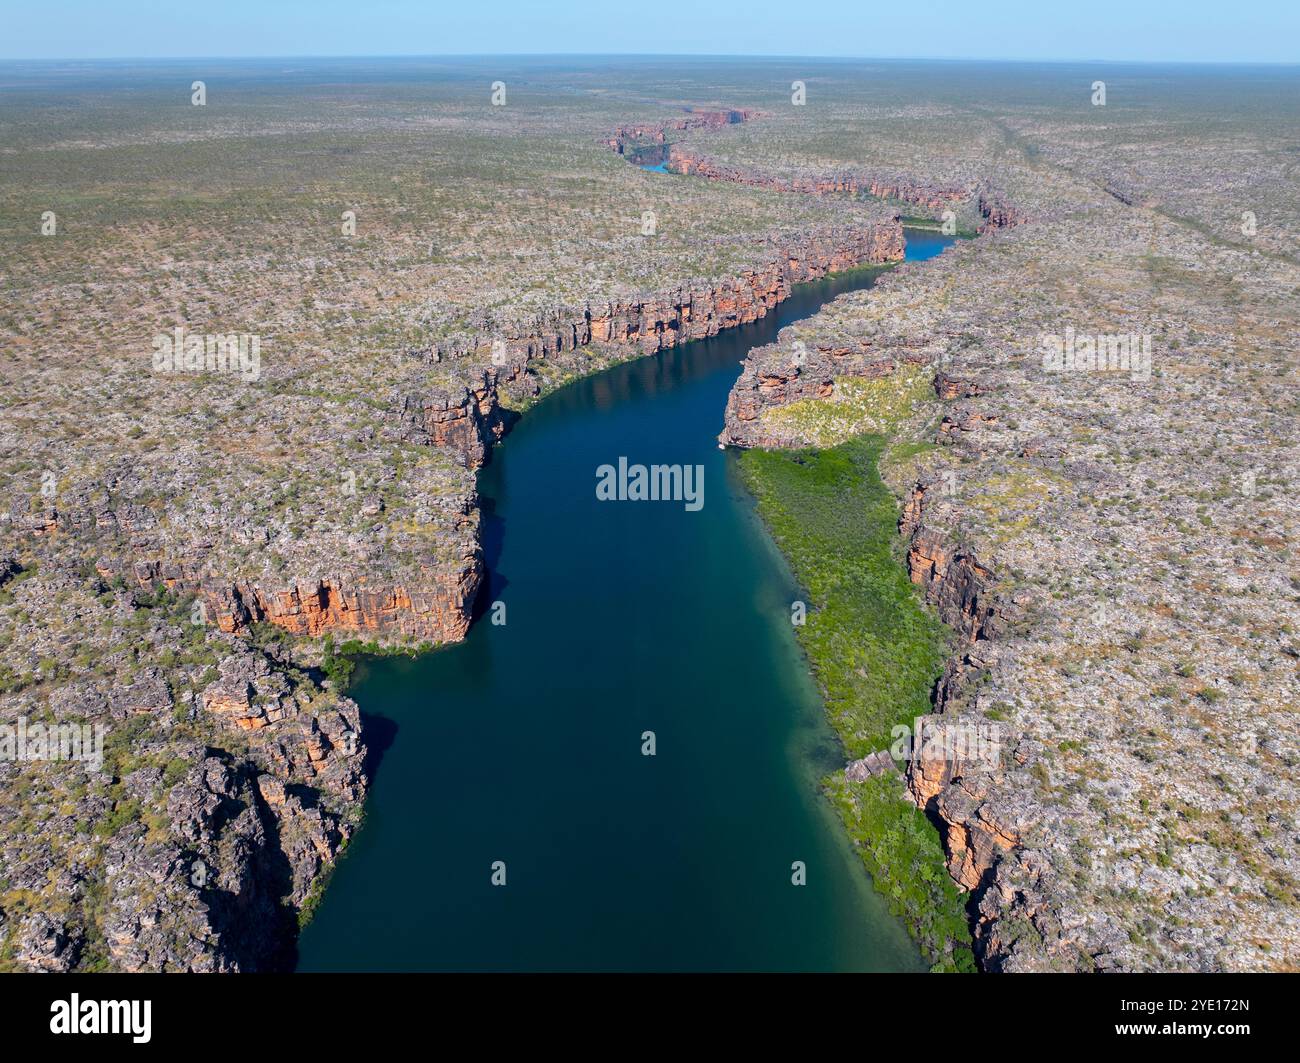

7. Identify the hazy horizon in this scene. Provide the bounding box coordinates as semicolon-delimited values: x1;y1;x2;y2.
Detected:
3;54;1298;67
3;0;1297;64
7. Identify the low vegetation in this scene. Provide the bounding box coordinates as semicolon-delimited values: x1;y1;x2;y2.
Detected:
739;437;970;970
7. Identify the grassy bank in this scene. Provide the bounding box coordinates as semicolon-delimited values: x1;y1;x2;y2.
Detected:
738;436;975;972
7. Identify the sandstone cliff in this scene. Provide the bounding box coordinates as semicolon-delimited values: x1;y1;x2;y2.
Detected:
716;189;1300;971
665;146;1029;235
604;107;764;158
13;214;904;652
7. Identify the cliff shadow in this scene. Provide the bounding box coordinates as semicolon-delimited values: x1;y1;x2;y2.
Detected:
358;708;398;788
469;492;509;624
198;753;302;972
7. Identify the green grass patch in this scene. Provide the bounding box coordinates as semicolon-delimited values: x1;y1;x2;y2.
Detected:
827;773;976;972
763;366;931;449
738;434;972;970
738;435;947;754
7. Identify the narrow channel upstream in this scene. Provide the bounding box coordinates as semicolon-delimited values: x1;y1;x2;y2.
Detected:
296;230;954;971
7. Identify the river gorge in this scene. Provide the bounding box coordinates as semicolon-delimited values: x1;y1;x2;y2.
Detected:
296;230;955;971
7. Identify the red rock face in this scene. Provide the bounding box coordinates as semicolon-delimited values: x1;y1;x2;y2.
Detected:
669;145;964;211
397;367;513;470
719;341;933;449
976;187;1029;232
411;219;907;471
578;223;906;354
206;574;483;644
605;108;763;155
113;542;484;646
665;147;1029;233
933;371;988;400
900;493;1021;898
606;110;1026;234
88;216;904;647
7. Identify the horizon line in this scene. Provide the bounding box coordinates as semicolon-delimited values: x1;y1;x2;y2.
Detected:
2;52;1298;67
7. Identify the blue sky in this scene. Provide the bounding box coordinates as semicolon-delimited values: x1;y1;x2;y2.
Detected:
4;0;1298;63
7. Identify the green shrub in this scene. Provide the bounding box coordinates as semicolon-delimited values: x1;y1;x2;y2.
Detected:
827;773;976;972
739;435;972;970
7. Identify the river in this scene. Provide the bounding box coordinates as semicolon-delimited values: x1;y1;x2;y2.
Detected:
295;229;954;971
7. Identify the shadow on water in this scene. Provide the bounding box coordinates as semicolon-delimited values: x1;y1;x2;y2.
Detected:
296;230;954;972
470;493;508;622
356;706;399;790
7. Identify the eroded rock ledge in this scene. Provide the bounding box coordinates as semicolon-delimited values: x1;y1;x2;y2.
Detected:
603;107;764;159
715;210;1040;970
666;145;1029;235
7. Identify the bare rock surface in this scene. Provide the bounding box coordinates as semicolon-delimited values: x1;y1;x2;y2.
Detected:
719;139;1299;970
3;58;1297;970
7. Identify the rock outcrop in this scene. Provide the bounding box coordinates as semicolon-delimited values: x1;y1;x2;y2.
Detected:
0;559;367;972
603;107;763;158
664;145;1029;234
411;219;906;374
16;215;903;652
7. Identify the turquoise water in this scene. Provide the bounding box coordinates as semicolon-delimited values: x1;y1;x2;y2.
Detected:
295;230;953;971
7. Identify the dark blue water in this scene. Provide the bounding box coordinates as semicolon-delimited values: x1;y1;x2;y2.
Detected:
296;230;953;971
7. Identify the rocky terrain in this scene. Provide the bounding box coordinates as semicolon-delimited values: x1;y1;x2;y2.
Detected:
713;82;1299;969
2;56;1296;970
0;553;365;970
0;60;910;969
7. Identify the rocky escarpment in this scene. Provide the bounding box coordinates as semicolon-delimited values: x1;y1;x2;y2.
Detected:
111;646;366;972
405;219;905;386
11;212;904;653
0;558;366;972
717;241;996;448
204;574;481;644
719;319;934;449
898;464;1089;972
395;217;906;469
715;206;1046;966
602;106;1027;235
603;106;763;158
724;339;1030;926
20;489;485;648
897;482;1053;968
719;180;1300;972
665;145;1029;234
351;216;903;634
721;350;928;449
670;146;960;210
899;497;1021;883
